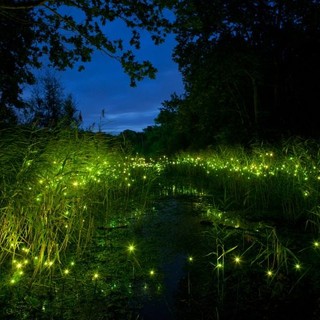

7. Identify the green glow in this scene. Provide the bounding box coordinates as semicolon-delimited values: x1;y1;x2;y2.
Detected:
234;256;241;264
149;269;155;276
294;263;301;270
266;270;273;277
64;269;70;275
128;244;136;253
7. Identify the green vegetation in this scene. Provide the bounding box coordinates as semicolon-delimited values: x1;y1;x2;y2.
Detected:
161;139;320;223
1;128;320;318
0;126;158;275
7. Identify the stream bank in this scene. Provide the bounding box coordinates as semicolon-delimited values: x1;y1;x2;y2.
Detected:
1;196;320;319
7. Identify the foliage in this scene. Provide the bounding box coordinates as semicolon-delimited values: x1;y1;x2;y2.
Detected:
0;126;158;276
1;129;320;317
156;0;320;147
26;72;82;128
0;9;38;122
159;140;320;224
0;0;175;122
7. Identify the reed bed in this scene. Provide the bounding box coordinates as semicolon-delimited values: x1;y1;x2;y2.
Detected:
1;126;320;300
0;126;159;281
161;140;320;225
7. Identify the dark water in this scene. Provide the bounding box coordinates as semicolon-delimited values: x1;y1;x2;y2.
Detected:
126;197;320;320
1;196;320;319
137;198;212;319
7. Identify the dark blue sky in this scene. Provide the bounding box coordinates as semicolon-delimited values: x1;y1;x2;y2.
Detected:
56;18;184;134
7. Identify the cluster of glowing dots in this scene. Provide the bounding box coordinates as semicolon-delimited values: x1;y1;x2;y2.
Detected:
170;151;320;182
63;261;75;276
29;149;320;203
11;152;320;288
207;248;308;278
10;258;30;284
13;259;28;270
32;154;161;201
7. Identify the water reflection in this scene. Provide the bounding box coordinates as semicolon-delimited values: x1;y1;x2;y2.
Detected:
1;196;320;319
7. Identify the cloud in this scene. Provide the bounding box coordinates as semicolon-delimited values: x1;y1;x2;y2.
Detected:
84;110;159;134
57;26;184;133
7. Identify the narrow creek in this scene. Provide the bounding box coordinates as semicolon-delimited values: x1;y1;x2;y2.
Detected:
136;197;213;319
1;196;320;319
102;195;320;320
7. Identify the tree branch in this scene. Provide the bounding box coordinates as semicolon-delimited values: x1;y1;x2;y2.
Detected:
0;0;47;10
42;3;119;61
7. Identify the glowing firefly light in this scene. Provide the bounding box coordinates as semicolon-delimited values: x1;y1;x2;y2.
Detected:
128;244;136;253
266;269;273;277
234;256;241;264
294;263;301;270
149;269;155;276
93;273;99;280
45;261;54;267
188;256;193;262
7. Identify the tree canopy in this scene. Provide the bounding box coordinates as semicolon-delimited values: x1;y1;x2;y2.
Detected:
152;0;320;149
26;72;82;128
0;0;175;122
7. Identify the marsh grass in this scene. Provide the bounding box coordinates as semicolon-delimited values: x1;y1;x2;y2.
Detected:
0;126;158;280
2;127;320;318
160;139;320;227
2;129;320;275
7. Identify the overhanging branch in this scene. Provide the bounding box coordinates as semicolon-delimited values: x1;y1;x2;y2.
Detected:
0;0;47;10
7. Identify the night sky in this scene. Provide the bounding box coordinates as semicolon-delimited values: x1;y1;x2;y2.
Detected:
52;18;183;134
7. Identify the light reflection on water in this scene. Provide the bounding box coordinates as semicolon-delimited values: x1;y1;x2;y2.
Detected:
1;196;319;319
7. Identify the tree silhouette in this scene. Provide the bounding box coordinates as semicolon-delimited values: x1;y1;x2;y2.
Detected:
168;0;320;146
27;73;81;128
0;0;174;123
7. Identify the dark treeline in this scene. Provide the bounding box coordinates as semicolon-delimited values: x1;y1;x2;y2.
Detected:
1;1;320;156
131;0;320;154
0;0;171;125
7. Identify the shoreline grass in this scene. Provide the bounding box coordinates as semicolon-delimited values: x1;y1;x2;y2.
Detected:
1;126;320;318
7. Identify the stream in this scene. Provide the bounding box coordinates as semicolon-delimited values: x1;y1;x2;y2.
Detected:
136;197;213;319
1;196;320;319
